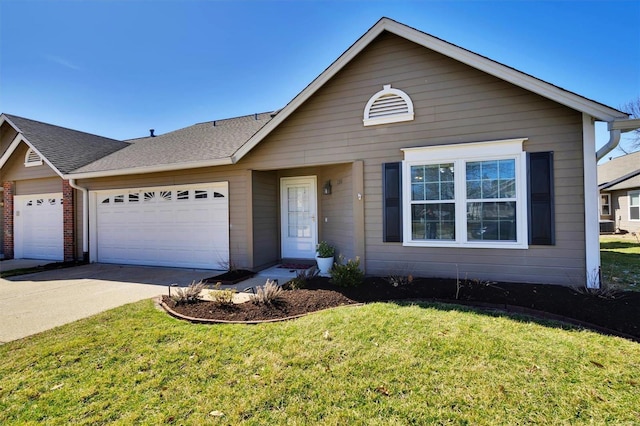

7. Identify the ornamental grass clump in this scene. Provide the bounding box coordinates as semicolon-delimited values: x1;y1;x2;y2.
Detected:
170;280;206;305
210;282;236;306
288;266;320;290
251;279;283;305
330;256;364;287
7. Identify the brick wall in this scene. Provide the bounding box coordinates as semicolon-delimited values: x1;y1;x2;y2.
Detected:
62;180;75;261
3;181;14;259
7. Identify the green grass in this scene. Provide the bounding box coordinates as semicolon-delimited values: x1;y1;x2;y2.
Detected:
601;234;640;291
1;300;638;424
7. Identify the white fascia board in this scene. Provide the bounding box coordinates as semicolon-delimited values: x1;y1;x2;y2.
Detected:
383;20;626;122
0;133;65;178
64;157;234;180
608;118;640;132
231;20;388;162
232;19;625;163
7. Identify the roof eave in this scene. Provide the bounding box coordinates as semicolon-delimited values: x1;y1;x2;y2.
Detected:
0;115;65;178
65;157;235;180
232;18;627;162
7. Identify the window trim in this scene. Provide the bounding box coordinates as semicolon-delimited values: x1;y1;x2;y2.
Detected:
629;190;640;221
24;147;43;167
401;138;528;249
600;193;611;216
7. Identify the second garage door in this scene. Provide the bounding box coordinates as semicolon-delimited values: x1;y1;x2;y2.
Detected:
93;183;229;269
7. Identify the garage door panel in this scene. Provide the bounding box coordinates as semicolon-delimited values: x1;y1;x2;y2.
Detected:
15;194;64;260
95;184;229;269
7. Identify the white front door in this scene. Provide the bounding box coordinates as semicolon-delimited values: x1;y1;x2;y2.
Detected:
280;176;317;259
14;193;64;260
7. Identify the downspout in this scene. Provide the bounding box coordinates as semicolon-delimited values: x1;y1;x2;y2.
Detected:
68;179;89;261
596;128;621;161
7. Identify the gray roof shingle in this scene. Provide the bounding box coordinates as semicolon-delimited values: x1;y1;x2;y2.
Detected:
598;151;640;191
5;114;130;174
73;112;273;174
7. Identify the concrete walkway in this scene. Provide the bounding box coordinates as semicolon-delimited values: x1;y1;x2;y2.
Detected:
0;263;302;343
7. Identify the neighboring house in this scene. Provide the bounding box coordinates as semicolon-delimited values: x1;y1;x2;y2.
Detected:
1;18;637;286
598;151;640;234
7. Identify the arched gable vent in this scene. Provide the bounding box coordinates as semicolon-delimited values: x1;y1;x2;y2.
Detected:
363;84;414;126
24;147;43;167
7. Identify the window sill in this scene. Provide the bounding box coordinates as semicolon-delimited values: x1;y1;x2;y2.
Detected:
403;240;528;249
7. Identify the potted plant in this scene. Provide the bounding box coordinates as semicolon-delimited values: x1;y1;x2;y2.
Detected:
315;241;335;275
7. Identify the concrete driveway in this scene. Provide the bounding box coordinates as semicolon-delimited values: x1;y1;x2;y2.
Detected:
0;263;217;343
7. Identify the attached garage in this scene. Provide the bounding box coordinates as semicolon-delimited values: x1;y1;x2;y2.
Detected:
91;183;229;269
14;193;64;260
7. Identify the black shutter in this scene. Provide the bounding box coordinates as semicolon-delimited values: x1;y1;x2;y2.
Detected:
383;162;403;242
527;152;555;245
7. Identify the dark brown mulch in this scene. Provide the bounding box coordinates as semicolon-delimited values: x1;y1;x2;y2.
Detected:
163;276;640;340
163;289;356;322
202;269;255;285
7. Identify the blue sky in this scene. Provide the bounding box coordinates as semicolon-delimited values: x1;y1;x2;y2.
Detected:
1;1;638;156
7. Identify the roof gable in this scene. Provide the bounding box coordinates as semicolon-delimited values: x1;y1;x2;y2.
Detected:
231;18;627;163
0;114;130;175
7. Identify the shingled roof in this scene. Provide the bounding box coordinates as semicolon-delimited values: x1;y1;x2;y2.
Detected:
598;151;640;191
3;114;130;174
72;112;274;175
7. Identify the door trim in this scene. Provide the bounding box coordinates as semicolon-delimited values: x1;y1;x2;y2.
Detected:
280;176;318;259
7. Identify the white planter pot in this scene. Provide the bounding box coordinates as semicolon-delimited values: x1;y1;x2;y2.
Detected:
316;256;334;275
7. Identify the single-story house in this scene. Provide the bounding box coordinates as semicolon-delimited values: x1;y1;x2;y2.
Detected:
598;151;640;234
2;18;639;287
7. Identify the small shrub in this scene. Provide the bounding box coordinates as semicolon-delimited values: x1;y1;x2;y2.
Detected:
385;274;413;287
330;256;364;287
210;282;236;306
251;279;283;305
316;241;335;258
170;281;206;305
288;266;320;290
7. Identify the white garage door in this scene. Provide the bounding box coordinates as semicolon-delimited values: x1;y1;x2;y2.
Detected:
14;193;64;260
94;183;229;269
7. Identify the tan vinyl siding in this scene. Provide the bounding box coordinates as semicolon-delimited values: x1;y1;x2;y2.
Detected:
2;143;59;181
237;32;586;285
15;177;62;195
0;190;4;254
0;122;18;157
251;170;279;269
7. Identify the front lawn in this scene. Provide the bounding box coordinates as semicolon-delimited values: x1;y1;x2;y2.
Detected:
1;300;638;424
601;234;640;291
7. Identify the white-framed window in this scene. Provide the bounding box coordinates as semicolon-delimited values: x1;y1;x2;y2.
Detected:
629;190;640;221
24;147;43;167
402;138;528;249
363;84;414;126
600;193;611;216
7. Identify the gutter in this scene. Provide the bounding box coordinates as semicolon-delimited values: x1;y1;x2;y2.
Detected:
68;179;89;261
596;118;640;161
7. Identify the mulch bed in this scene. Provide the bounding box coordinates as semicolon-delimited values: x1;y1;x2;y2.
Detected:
162;276;640;341
202;269;255;285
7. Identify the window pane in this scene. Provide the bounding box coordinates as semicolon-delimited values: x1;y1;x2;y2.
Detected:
411;203;455;240
467;201;516;241
412;183;424;201
467;159;516;200
411;163;454;201
631;192;639;206
631;207;639;221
